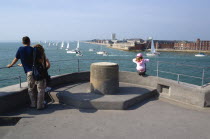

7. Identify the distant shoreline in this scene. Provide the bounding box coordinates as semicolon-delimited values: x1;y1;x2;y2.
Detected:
152;49;210;53
84;42;210;53
83;41;109;46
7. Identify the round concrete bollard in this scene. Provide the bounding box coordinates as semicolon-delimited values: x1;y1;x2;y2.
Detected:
90;62;119;95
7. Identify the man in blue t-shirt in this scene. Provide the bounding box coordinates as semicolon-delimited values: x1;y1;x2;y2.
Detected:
7;36;33;72
7;36;46;110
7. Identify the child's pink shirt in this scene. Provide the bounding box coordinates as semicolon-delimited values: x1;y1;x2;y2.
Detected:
133;58;149;72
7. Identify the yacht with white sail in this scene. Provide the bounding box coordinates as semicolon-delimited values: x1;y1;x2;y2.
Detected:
60;41;64;49
65;42;70;50
195;42;206;57
67;41;81;54
97;45;107;55
146;39;160;56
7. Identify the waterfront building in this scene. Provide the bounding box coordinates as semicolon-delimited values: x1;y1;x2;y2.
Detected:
174;39;210;50
109;38;146;51
112;33;116;40
154;40;176;49
89;38;210;51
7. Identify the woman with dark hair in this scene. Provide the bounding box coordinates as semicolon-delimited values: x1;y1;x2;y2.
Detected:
33;44;51;109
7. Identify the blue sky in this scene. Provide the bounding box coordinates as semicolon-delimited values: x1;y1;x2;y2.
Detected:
0;0;209;41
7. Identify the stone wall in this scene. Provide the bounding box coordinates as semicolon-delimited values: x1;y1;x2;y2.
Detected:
0;71;210;114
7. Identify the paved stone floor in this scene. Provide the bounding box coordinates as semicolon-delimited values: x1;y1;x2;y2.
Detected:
1;98;210;139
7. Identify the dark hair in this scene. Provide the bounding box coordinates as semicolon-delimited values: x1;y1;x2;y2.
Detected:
33;44;46;63
22;36;30;45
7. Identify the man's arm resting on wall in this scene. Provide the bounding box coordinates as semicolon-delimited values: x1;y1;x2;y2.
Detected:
7;58;19;68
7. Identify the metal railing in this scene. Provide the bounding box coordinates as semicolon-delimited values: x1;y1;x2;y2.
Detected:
1;59;210;88
155;61;208;87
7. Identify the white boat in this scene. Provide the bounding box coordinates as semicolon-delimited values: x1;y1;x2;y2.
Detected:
76;53;83;56
97;51;105;54
67;41;80;54
103;52;109;56
67;50;77;54
89;48;95;52
195;53;206;57
97;46;107;55
195;42;206;57
60;41;64;49
146;39;160;56
65;42;70;50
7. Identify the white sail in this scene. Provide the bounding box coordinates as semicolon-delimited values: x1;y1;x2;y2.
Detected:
76;41;80;50
151;40;156;53
146;38;160;56
61;42;64;49
66;42;70;50
67;43;69;49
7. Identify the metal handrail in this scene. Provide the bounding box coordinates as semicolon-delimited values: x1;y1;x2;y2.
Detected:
1;59;210;88
157;61;206;69
155;70;202;79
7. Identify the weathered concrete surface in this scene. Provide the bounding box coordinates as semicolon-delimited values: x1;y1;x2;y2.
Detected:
1;71;210;114
0;72;90;114
50;82;157;110
90;62;119;94
1;100;210;139
0;82;29;114
119;71;207;107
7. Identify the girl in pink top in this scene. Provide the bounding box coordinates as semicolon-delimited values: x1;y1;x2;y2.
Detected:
132;53;149;75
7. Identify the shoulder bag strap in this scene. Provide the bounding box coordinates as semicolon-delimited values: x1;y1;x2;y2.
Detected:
33;48;37;66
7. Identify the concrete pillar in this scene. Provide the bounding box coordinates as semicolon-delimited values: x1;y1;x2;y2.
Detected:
90;62;119;95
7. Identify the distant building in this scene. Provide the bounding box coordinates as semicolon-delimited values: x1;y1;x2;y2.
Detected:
174;39;210;50
154;40;176;49
89;38;210;51
112;33;116;40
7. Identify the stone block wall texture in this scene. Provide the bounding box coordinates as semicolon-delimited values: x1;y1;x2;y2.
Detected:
90;62;119;95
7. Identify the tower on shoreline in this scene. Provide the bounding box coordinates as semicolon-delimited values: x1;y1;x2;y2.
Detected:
112;33;116;40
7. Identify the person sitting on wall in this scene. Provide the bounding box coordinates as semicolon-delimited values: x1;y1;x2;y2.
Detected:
132;53;149;76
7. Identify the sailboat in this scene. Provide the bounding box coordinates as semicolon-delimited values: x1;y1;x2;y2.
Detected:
195;42;206;57
89;48;95;52
67;41;81;54
102;52;109;56
60;41;64;49
76;51;83;56
97;45;106;55
65;42;70;50
146;39;160;56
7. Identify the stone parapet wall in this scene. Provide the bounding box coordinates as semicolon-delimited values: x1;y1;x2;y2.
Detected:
119;71;207;107
0;71;210;114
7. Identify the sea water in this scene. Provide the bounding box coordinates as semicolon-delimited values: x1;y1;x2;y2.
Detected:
1;41;210;88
